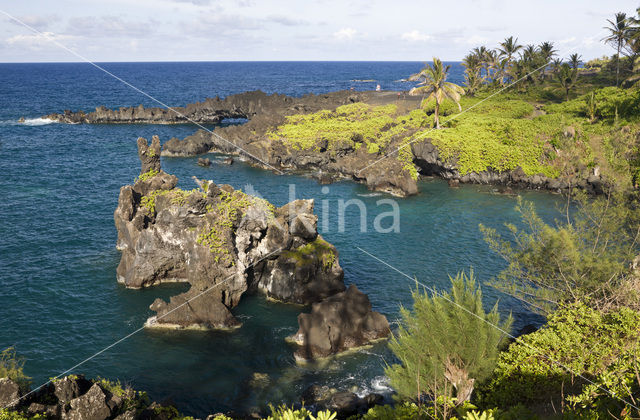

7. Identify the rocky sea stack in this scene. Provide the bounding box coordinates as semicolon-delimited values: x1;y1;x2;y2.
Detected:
114;137;389;358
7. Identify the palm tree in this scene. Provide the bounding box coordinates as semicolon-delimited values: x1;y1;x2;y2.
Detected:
538;42;557;80
472;46;490;78
408;58;465;129
462;53;484;95
485;49;500;82
498;36;522;60
463;69;483;96
556;63;578;101
498;36;522;82
539;41;557;62
602;12;630;86
569;53;582;69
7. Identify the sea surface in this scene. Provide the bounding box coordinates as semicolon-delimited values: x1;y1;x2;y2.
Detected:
0;62;560;416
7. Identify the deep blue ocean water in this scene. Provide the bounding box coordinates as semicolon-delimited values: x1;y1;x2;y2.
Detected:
0;62;560;416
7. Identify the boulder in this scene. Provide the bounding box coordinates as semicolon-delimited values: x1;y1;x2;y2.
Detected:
63;383;113;420
0;378;22;409
197;157;212;167
54;375;93;403
288;285;390;360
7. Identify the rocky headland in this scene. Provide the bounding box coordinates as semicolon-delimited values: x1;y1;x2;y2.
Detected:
44;89;607;197
115;136;389;357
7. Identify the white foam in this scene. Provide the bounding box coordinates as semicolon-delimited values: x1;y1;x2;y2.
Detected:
357;193;382;198
21;118;57;126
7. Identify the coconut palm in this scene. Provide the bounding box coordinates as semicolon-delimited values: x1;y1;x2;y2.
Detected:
472;46;490;78
539;41;557;62
602;12;631;86
498;36;523;62
498;36;522;82
485;49;500;82
569;53;582;70
463;69;483;96
538;41;557;80
408;58;465;129
556;63;578;101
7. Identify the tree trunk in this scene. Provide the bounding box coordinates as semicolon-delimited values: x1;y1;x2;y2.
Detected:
617;42;621;87
443;358;475;404
435;98;440;129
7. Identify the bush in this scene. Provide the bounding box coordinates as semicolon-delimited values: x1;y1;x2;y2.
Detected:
481;192;640;315
0;348;31;391
478;303;640;419
385;271;513;415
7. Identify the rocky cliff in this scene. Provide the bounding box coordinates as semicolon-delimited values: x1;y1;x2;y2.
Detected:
115;136;345;330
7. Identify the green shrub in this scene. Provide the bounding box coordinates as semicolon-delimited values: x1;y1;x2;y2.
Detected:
481;193;640;315
135;168;159;183
0;348;31;391
478;303;640;419
0;410;45;420
386;271;512;409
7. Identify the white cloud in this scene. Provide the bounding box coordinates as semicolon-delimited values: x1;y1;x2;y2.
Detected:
66;16;156;38
462;34;489;45
558;36;577;44
6;15;59;31
333;27;357;40
5;32;77;50
401;30;432;42
168;0;214;4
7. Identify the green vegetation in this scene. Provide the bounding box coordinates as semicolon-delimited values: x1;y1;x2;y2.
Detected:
197;189;274;265
268;102;426;154
96;378;151;414
0;347;30;391
478;303;640;418
134;168;159;183
386;271;512;418
481;192;640;315
282;237;336;271
0;410;44;420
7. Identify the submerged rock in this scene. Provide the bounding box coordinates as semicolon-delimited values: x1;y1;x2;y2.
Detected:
288;285;391;360
197;157;212;167
115;137;345;330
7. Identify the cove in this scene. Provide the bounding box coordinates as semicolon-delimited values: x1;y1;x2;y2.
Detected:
0;62;562;417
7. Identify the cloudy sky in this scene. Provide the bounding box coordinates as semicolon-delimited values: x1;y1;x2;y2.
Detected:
0;0;637;62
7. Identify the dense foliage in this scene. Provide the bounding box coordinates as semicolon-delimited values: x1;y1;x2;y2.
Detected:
386;271;512;417
481;192;640;315
478;303;640;419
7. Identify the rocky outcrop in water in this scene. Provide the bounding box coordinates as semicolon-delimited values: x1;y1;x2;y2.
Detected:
115;137;346;330
42;90;367;125
287;285;391;361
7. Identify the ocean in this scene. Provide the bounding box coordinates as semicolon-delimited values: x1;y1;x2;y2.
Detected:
0;61;559;416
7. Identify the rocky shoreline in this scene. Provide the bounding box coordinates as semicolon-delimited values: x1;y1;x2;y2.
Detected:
115;136;389;358
44;89;606;197
0;374;388;420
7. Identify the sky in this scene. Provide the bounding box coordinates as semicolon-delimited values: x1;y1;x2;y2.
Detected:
0;0;638;62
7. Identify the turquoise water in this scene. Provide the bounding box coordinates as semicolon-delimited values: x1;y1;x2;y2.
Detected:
0;62;560;416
